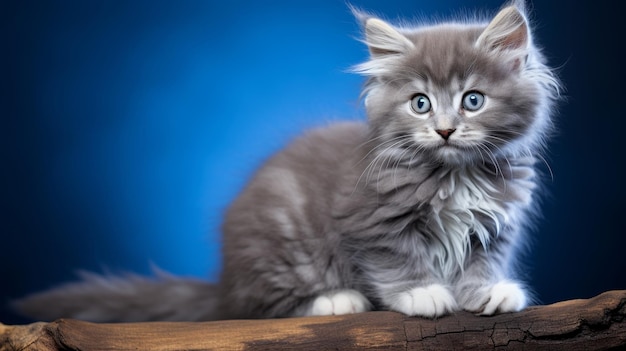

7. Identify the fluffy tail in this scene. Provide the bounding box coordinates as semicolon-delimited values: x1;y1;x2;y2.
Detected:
13;270;219;322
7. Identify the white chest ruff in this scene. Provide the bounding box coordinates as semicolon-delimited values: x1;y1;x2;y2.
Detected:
429;167;525;276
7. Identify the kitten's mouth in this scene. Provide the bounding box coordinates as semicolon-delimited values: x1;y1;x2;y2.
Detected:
439;140;459;149
436;142;461;154
434;141;475;164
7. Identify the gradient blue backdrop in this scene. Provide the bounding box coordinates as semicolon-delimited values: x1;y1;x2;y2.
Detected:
2;0;624;323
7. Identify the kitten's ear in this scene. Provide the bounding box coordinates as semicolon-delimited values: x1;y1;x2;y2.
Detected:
360;15;414;58
477;5;529;51
351;9;414;76
476;4;530;69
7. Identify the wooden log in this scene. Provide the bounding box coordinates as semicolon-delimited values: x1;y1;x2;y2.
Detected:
1;290;625;351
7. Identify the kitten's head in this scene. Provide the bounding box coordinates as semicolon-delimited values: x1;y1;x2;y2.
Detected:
354;1;560;166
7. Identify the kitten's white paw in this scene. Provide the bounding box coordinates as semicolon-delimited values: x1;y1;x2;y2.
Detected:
478;281;527;315
309;289;371;316
390;284;457;318
480;281;527;315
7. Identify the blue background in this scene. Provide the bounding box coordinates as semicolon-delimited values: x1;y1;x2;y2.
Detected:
2;0;624;323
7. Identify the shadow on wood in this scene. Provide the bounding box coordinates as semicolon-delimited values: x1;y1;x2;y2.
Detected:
1;290;625;350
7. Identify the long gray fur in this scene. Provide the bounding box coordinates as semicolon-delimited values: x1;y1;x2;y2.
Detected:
14;0;560;322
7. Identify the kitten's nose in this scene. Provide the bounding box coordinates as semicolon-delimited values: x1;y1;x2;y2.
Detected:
436;128;456;140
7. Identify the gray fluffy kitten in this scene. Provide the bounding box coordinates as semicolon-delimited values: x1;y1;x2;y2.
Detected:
15;0;560;322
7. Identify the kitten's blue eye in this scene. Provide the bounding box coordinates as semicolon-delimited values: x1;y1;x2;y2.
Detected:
462;91;485;111
410;94;431;114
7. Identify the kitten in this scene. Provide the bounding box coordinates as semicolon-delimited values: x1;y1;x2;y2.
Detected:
14;0;560;322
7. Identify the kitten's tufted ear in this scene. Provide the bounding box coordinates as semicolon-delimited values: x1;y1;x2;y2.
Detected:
362;17;414;58
477;4;530;69
351;9;414;77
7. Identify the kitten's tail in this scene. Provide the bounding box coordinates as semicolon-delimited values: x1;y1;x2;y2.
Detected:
12;269;219;322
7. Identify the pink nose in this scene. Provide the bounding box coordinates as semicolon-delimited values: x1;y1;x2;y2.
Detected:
435;129;456;140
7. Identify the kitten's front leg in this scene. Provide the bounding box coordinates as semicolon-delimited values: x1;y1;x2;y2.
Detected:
455;241;528;315
359;253;458;318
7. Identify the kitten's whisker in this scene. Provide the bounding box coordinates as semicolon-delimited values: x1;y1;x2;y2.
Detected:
407;144;427;170
476;144;497;170
476;143;504;181
355;134;411;167
472;144;487;165
483;129;526;137
354;136;412;193
354;132;406;151
357;137;407;185
391;140;416;190
375;139;414;192
480;140;511;186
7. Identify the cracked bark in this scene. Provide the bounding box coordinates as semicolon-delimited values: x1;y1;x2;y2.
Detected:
1;290;625;351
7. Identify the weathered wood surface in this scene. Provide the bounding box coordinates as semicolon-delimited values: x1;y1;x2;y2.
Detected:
1;290;625;351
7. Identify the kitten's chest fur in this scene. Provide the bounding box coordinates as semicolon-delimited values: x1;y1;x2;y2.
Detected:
342;159;536;277
419;164;534;272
